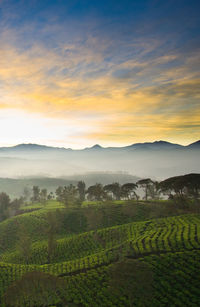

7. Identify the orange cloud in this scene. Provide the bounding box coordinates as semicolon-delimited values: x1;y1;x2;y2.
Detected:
0;29;199;147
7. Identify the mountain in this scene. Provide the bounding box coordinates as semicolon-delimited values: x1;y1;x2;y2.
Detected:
0;143;70;152
125;140;183;150
84;144;103;151
0;140;199;152
0;140;199;179
187;140;200;149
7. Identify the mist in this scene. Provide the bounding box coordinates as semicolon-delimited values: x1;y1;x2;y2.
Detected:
0;144;199;180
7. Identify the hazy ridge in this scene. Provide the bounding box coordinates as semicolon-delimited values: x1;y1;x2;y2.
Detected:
0;140;199;180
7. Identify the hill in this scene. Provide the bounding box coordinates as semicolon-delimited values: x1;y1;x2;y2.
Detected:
0;199;200;306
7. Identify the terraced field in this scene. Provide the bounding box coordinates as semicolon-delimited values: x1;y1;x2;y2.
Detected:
0;207;200;306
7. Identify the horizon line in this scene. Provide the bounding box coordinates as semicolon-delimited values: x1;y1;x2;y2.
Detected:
0;139;199;150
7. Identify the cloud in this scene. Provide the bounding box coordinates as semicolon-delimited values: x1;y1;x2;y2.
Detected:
0;20;199;147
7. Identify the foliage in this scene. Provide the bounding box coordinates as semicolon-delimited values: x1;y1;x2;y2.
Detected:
104;183;121;200
109;259;153;306
56;184;78;207
159;173;200;200
3;271;66;306
121;183;138;200
0;191;200;306
77;181;86;202
87;183;106;201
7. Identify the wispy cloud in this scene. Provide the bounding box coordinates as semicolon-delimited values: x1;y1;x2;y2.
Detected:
0;0;200;147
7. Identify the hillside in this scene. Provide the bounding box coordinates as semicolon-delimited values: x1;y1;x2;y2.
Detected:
0;200;200;306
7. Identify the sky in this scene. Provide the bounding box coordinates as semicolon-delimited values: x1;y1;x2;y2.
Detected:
0;0;200;148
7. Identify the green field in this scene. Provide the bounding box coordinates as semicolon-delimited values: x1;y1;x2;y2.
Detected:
0;200;200;306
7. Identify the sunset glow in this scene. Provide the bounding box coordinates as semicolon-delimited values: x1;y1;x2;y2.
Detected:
0;0;199;148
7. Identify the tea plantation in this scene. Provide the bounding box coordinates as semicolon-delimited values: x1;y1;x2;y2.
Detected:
0;200;200;306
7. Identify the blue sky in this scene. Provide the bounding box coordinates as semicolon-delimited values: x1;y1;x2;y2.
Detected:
0;0;199;147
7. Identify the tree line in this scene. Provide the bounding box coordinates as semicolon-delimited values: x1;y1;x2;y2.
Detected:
0;173;199;222
54;174;200;204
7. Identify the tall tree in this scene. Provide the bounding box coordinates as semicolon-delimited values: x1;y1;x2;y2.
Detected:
121;183;138;200
137;179;153;201
147;181;161;200
32;186;40;202
103;182;121;200
0;192;10;221
77;181;86;202
47;191;54;200
10;197;23;216
55;186;63;202
40;188;48;204
62;184;78;207
23;187;31;202
159;173;200;200
87;183;106;201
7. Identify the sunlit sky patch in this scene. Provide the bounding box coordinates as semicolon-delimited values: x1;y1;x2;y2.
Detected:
0;0;199;148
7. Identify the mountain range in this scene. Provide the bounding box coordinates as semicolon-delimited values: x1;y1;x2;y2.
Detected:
0;140;199;180
0;140;200;152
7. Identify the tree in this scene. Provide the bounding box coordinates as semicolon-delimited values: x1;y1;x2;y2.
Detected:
145;180;162;200
22;187;31;202
104;182;121;200
55;186;63;202
31;186;40;202
121;183;138;200
10;197;23;216
77;181;86;202
56;184;79;207
137;178;153;201
47;191;54;200
0;192;10;221
40;188;47;204
159;173;200;201
62;184;78;207
184;173;200;200
87;183;106;201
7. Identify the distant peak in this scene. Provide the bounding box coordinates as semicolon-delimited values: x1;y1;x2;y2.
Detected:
83;144;103;150
15;143;45;147
91;144;102;149
153;140;169;144
13;143;50;149
187;140;200;147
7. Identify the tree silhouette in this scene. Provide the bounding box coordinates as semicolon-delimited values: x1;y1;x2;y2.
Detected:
87;183;106;201
121;183;138;200
137;178;153;201
55;184;78;207
159;173;200;201
32;186;40;202
103;182;121;200
77;181;86;202
0;192;10;221
40;188;48;204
